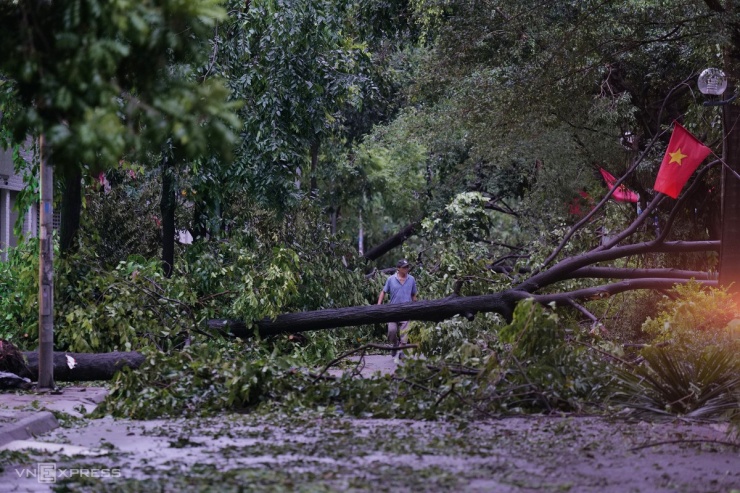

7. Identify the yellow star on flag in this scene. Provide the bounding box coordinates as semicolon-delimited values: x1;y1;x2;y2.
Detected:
668;148;687;165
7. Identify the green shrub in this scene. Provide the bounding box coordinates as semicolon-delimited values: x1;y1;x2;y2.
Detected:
55;251;197;352
616;344;740;417
641;281;738;345
97;341;303;419
480;299;614;412
0;239;39;348
616;283;740;419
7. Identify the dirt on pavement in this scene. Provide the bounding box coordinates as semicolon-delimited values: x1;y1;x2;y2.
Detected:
1;412;738;492
1;356;738;492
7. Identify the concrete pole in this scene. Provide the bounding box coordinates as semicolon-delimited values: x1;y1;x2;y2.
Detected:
37;134;54;390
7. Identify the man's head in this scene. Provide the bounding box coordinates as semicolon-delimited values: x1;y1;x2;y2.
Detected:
396;259;411;270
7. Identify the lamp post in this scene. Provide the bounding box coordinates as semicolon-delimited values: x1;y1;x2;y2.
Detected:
38;134;54;390
698;68;740;300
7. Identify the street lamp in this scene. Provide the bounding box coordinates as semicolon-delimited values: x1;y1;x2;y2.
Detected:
698;67;727;95
698;68;736;105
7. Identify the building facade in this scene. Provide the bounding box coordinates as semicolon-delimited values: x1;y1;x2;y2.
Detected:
0;146;38;261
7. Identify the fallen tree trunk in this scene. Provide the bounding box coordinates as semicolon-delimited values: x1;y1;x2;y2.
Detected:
210;277;717;338
19;351;144;382
210;291;520;338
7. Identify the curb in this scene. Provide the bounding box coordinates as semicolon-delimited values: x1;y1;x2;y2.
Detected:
0;412;59;448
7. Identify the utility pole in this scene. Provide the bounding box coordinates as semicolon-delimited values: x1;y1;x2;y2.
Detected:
718;17;740;302
37;134;54;390
718;85;740;300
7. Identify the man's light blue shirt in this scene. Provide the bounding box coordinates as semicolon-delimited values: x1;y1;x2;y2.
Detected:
383;274;417;304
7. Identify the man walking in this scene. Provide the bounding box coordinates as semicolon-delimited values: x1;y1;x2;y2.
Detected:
377;259;418;358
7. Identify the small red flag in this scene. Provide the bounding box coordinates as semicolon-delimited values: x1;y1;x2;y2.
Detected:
653;123;711;199
599;168;639;203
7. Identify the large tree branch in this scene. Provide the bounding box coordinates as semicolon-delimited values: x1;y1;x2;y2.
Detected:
210;292;520;338
598;160;719;251
363;221;420;261
540;77;696;268
516;240;719;292
561;266;714;281
529;278;718;306
209;277;716;338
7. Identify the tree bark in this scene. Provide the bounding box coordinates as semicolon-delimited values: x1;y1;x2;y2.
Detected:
210;277;717;338
713;1;740;303
59;167;82;256
210;239;719;337
309;139;319;198
363;221;420;261
161;150;176;278
19;351;144;382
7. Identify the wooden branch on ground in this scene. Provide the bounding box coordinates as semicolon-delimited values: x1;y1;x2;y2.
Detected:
19;351;145;382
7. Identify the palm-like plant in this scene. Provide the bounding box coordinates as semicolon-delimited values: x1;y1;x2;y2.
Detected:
617;344;740;418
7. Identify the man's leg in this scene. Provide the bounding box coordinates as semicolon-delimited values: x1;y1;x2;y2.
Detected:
388;322;399;356
397;320;410;359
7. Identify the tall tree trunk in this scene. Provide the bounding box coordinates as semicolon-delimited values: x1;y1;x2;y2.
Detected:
160;150;176;278
358;209;364;256
309;140;319;198
59;167;82;256
329;205;339;235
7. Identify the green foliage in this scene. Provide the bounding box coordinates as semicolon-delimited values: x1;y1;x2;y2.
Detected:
206;0;372;211
641;282;738;345
98;300;613;420
179;204;372;319
402;191;519;303
616;284;740;419
591;290;664;346
0;240;40;346
498;299;563;359
54;252;196;353
96;341;302;419
0;0;239;172
2;0;735;428
480;299;613;412
617;344;740;417
231;247;301;328
81;167;161;266
407;314;502;359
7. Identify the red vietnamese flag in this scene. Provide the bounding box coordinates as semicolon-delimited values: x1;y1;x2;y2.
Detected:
599;168;639;202
654;123;711;198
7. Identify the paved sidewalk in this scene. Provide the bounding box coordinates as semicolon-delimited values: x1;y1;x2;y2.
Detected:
0;355;403;452
0;386;108;448
325;353;402;378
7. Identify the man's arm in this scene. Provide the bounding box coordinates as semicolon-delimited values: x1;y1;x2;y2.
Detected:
377;291;385;305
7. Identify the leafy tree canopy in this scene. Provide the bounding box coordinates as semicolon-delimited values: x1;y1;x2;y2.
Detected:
0;0;240;172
